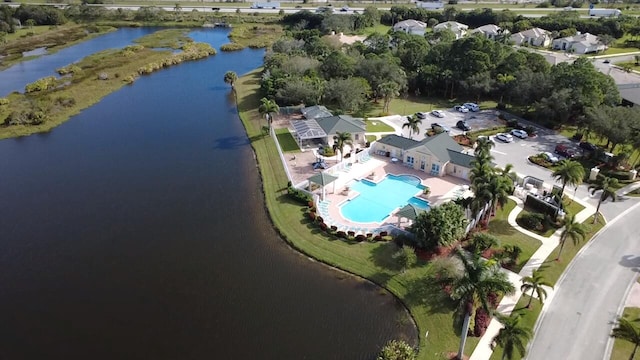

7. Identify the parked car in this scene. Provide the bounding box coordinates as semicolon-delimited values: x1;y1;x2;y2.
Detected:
340;6;350;11
542;152;559;163
456;120;471;131
431;110;445;118
604;59;611;64
211;7;221;10
415;112;428;119
495;133;513;143
555;144;577;158
579;142;598;152
431;123;450;133
454;105;469;113
510;129;528;139
463;102;480;112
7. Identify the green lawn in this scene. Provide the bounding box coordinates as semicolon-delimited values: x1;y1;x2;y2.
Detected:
487;200;543;273
366;119;394;132
274;128;299;153
489;295;543;360
563;196;586;217
603;33;640;55
378;95;496;117
236;68;482;360
366;134;377;143
611;307;640;360
541;215;605;285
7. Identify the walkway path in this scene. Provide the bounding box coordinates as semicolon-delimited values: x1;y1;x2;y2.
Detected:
469;194;596;360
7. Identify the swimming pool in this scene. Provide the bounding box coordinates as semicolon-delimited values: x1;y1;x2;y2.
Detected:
340;174;430;223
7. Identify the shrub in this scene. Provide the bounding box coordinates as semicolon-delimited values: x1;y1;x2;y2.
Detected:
471;233;500;252
336;231;347;238
330;225;338;232
474;308;491;337
392;246;417;272
355;234;366;242
287;186;311;204
373;235;382;241
518;212;546;231
319;222;328;231
502;244;522;265
347;230;355;237
220;43;245;52
24;76;57;93
377;340;417;360
0;98;9;106
506;119;519;128
308;211;316;220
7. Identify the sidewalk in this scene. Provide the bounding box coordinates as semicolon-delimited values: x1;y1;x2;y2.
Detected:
617;181;640;196
469;194;596;360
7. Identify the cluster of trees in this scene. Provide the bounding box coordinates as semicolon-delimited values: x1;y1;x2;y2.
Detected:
580;105;640;158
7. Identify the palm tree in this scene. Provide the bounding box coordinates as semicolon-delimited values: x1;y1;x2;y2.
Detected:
333;131;353;162
439;248;515;360
520;269;553;308
612;316;640;360
378;81;400;114
475;136;495;157
493;313;532;360
223;71;238;89
258;97;279;130
556;214;588;260
588;176;619;224
552;160;585;197
481;175;510;221
402;115;422;139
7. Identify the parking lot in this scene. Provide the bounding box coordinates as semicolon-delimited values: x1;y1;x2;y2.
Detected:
388;107;503;137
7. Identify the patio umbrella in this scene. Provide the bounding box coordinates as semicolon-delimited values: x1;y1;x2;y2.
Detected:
308;172;339;201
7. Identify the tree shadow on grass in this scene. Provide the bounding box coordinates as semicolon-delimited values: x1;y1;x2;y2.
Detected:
369;242;402;272
488;220;516;236
403;274;456;315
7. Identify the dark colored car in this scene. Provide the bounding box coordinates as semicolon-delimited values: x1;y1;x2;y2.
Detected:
579;142;598;152
456;120;471;131
211;7;221;10
555;144;577;158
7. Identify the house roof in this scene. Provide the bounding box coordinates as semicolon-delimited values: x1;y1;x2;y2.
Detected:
316;115;366;135
554;32;600;46
394;19;427;30
301;105;333;119
514;27;550;39
617;83;640;106
377;134;420;149
434;21;469;32
290;119;327;140
471;24;501;35
447;149;475;167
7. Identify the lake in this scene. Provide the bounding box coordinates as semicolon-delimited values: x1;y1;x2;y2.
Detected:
0;28;416;359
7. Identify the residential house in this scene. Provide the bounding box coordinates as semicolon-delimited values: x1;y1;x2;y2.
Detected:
551;32;606;54
510;27;552;47
433;21;469;40
393;19;428;36
470;24;505;40
372;133;475;180
290;114;367;149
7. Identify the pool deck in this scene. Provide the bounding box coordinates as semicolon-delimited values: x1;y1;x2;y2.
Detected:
314;154;470;233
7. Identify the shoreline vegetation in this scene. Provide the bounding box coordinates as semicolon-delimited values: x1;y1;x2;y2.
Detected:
0;29;215;139
0;24;117;71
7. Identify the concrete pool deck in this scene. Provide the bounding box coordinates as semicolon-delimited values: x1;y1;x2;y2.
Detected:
312;154;469;232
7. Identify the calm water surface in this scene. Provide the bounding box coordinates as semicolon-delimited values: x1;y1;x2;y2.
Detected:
0;27;160;96
0;29;416;359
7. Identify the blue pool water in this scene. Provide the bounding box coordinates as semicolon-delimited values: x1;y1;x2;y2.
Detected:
340;174;430;223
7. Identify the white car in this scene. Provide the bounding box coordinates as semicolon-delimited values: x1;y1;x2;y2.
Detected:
454;105;469;113
495;133;513;143
510;129;528;139
431;110;445;118
463;103;480;112
542;152;559;163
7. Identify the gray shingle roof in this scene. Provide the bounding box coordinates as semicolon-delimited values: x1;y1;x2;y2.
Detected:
377;134;419;149
412;132;463;162
316;115;365;135
447;149;475;167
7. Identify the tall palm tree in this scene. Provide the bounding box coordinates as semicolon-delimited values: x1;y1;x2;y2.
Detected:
439;248;515;360
258;97;279;130
552;160;585;197
520;269;553;308
333;131;353;162
223;71;238;89
493;313;532;360
402;115;422;139
556;214;588;260
475;136;495;157
378;81;400;114
612;316;640;360
588;176;619;224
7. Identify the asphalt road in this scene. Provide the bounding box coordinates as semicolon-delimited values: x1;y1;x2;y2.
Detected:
526;202;640;360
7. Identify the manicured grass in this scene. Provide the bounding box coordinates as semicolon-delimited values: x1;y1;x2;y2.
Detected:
487;200;543;273
366;119;394;132
489;294;543;360
274;128;299;153
603;34;640;55
366;134;377;143
362;23;391;36
235;68;488;360
563;196;585;217
378;95;496;117
541;215;605;285
610;307;640;360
